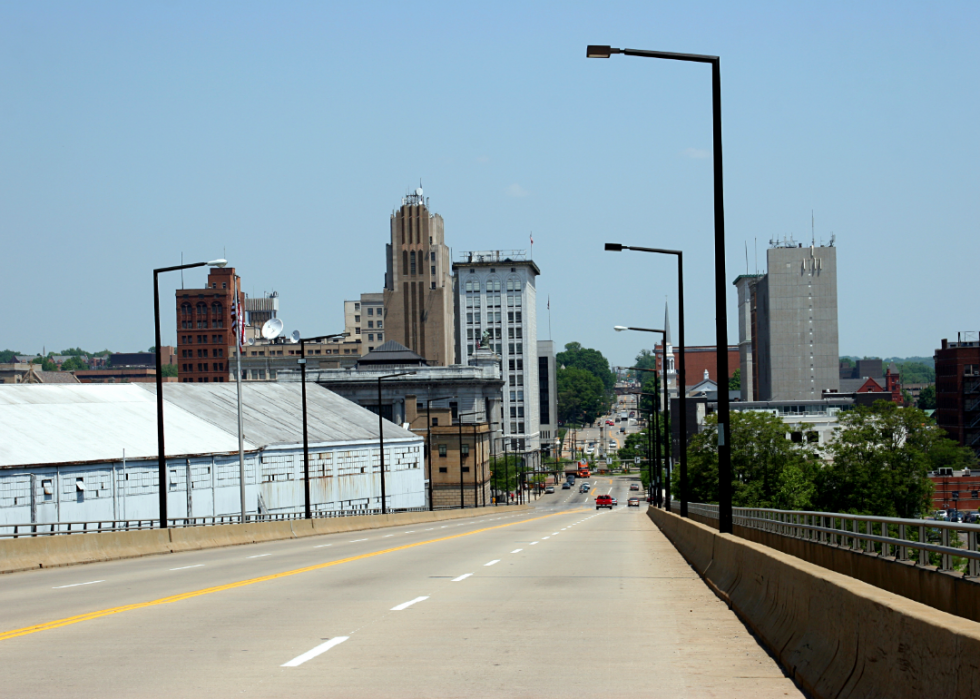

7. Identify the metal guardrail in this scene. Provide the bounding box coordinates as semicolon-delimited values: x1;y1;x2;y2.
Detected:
687;503;980;579
0;506;430;539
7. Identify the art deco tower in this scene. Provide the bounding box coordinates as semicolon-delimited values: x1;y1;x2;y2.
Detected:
383;189;455;366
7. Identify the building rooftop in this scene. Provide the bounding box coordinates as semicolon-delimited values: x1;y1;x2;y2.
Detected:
0;382;416;469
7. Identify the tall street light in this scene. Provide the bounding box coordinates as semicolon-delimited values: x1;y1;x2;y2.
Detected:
299;332;348;519
591;44;730;532
631;389;661;507
153;258;226;529
620;351;670;510
606;245;688;517
616;327;681;514
377;371;416;515
425;396;455;511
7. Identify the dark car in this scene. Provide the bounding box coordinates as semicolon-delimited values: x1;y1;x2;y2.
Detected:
561;482;571;490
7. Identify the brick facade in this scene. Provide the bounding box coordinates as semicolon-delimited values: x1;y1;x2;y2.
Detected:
176;267;243;383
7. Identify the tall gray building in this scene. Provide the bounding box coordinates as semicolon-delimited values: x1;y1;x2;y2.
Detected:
734;239;839;401
453;250;541;465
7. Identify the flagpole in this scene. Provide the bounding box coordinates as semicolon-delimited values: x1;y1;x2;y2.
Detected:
235;278;246;523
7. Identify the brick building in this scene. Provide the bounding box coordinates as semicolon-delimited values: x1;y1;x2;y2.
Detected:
935;331;980;457
929;469;980;513
175;267;243;383
653;344;739;391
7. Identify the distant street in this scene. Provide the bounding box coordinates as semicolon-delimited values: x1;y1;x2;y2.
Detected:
0;477;801;698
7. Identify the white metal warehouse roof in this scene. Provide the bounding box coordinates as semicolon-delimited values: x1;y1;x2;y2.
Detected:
136;382;414;448
0;384;253;468
0;382;416;469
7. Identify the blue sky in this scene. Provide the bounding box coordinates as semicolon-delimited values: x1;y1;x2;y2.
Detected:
2;1;977;366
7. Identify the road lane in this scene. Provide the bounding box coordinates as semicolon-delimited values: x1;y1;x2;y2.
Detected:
0;478;801;698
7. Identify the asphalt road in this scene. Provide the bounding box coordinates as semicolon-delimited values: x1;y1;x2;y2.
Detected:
0;476;801;698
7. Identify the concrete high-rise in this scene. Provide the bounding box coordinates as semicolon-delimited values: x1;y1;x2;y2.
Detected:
734;239;840;401
453;250;541;465
383;189;454;366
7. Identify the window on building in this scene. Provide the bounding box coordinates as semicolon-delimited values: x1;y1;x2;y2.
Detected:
517;390;523;401
354;303;360;310
368;334;374;341
510;406;517;418
431;281;436;289
518;422;525;433
461;444;469;456
377;321;382;329
367;307;373;316
355;327;361;335
438;444;447;457
438;467;448;473
377;333;383;341
367;321;373;329
431;266;436;275
511;421;518;433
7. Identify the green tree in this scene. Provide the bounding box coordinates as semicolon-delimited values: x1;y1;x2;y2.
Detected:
61;356;87;371
816;401;970;518
681;411;818;509
917;385;936;410
32;356;57;371
0;349;22;363
897;362;935;384
632;349;658;382
729;368;741;391
160;364;178;377
59;347;90;358
557;366;608;425
556;342;616;391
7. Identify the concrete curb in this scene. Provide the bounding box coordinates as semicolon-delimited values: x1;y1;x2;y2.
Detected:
0;506;533;573
648;506;980;699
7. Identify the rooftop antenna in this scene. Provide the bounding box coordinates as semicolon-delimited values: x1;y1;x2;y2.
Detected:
811;210;815;246
745;241;749;275
181;252;184;289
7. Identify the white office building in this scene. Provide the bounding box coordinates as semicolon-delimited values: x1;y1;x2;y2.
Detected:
453;251;541;466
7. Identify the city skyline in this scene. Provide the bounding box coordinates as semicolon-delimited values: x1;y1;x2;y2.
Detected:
2;2;977;367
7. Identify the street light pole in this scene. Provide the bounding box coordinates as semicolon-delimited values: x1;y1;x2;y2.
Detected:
153;258;226;529
299;333;348;520
607;247;688;516
377;371;416;515
591;43;729;531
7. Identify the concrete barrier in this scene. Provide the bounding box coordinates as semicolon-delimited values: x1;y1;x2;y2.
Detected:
684;508;980;623
648;506;980;699
1;506;535;574
0;529;172;572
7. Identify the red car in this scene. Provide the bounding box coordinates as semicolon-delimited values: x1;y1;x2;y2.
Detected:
596;494;614;510
605;420;614;426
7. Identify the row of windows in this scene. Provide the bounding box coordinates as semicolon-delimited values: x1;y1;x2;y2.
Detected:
182;348;224;358
509;374;524;386
182;362;225;372
180;334;225;345
181;376;226;382
463;279;522;292
465;342;524;357
466;311;522;325
510;406;525;418
180;302;224;316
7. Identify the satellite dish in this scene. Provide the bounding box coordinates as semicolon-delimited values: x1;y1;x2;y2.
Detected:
261;318;283;340
415;187;423;196
247;338;255;346
289;330;301;344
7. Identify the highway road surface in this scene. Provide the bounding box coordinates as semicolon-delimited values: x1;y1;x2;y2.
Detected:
0;476;802;698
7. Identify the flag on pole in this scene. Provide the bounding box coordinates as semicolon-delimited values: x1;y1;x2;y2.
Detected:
530;232;534;245
231;295;244;349
547;296;550;310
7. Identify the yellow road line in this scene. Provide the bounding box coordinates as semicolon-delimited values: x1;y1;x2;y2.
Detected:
0;508;585;642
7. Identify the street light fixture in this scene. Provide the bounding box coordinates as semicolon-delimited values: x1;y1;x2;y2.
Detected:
617;343;672;510
592;44;729;531
608;245;688;517
377;371;416;515
153;258;226;529
299;332;349;519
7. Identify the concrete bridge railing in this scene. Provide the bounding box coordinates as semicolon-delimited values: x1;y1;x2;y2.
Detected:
650;506;980;699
